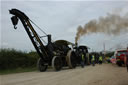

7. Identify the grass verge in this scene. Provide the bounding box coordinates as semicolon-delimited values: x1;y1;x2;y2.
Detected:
0;67;37;75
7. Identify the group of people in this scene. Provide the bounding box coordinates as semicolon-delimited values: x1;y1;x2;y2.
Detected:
79;48;128;72
80;53;103;68
91;54;103;66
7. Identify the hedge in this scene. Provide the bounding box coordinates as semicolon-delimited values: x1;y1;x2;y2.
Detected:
0;49;39;70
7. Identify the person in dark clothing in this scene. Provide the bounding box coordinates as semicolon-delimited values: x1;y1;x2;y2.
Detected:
126;56;128;72
99;55;103;64
126;47;128;72
92;55;95;66
80;53;85;68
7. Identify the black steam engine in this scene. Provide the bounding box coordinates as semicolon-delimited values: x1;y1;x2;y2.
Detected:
74;44;90;66
9;9;77;71
9;9;89;72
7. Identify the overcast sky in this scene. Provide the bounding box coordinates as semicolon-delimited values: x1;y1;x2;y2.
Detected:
1;0;128;52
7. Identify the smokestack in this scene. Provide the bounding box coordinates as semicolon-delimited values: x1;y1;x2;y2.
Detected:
75;42;78;47
47;34;51;44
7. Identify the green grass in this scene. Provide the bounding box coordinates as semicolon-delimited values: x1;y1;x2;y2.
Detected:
0;67;37;75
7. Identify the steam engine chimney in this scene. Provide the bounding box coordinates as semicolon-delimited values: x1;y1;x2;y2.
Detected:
47;34;51;44
75;42;78;47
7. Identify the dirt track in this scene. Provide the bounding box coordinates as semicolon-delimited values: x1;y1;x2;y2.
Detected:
1;64;128;85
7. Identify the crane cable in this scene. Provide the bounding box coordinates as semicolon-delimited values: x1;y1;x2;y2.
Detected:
29;19;48;44
29;19;47;36
29;19;55;43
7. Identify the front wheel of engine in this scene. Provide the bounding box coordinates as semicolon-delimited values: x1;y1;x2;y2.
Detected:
52;56;62;71
37;58;48;72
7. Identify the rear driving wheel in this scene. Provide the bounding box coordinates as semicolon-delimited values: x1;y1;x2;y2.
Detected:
70;52;77;68
37;58;48;72
66;50;77;69
52;56;62;71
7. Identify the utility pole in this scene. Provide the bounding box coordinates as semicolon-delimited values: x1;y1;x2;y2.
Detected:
103;43;106;58
103;43;105;54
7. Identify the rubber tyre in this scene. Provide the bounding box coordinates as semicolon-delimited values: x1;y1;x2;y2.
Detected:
37;58;48;72
52;56;62;71
116;61;122;66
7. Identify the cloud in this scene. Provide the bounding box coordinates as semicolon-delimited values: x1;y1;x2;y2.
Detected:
1;42;9;48
1;1;128;51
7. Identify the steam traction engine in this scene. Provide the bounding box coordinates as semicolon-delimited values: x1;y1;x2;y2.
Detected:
74;45;89;66
9;9;76;71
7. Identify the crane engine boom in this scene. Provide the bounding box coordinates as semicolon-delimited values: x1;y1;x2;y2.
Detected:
9;9;49;63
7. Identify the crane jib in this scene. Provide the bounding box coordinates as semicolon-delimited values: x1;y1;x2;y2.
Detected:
9;9;49;62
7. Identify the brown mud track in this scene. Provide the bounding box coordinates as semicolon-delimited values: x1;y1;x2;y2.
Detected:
1;64;128;85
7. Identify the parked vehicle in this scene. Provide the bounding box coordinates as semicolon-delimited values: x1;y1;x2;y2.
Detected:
110;56;116;64
114;49;128;66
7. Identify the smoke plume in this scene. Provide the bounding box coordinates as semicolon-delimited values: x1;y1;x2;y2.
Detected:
75;13;128;43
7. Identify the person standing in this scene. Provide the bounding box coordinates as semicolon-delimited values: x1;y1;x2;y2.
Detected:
80;53;85;68
92;55;95;66
99;55;103;64
126;47;128;72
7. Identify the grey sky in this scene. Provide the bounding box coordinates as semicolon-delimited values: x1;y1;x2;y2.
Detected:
1;0;128;52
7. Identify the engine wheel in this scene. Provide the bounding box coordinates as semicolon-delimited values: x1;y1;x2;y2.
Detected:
66;50;77;69
37;58;48;72
52;56;62;71
116;61;122;66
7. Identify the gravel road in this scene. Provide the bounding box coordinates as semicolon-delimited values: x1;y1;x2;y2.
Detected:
1;64;128;85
